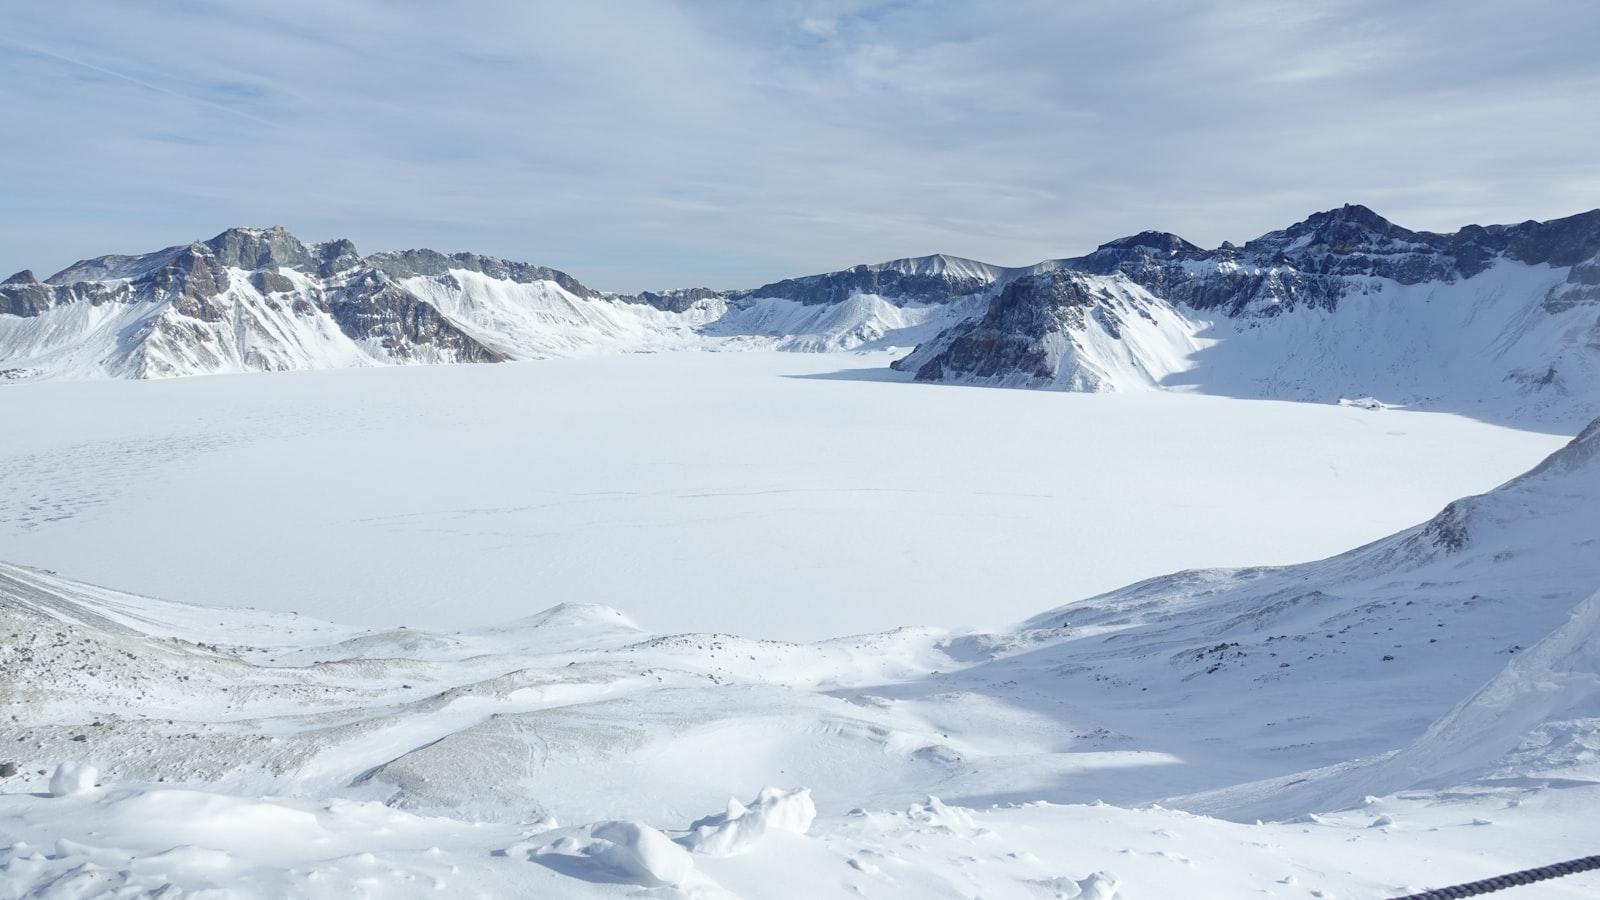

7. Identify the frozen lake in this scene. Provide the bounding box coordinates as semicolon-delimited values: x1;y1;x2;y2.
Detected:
0;351;1568;639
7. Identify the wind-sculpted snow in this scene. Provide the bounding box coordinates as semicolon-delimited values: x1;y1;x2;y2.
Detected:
678;787;816;857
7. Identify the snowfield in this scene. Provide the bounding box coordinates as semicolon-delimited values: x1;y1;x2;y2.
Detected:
1;351;1597;897
2;413;1599;896
0;350;1565;639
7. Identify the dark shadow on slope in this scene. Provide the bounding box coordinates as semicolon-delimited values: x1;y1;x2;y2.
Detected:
1150;318;1590;435
870;320;1586;434
783;366;919;385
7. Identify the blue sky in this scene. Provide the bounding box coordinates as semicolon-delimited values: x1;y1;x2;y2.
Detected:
3;0;1598;291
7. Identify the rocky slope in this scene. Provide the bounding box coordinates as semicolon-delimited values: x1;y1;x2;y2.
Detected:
891;268;1199;391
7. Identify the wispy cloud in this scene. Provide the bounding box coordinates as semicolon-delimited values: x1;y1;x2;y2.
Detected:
1;0;1597;290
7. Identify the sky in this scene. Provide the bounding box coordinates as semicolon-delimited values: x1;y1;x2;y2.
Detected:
2;1;1598;293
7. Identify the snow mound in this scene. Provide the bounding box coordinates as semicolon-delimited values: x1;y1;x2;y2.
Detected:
532;819;696;888
906;796;979;833
679;787;816;857
48;763;97;797
495;602;642;633
1027;872;1122;899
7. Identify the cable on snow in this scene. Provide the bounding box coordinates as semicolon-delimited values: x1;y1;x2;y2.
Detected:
1390;854;1600;899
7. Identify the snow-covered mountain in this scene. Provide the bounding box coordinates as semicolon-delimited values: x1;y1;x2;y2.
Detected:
0;227;700;379
901;206;1600;427
0;230;994;381
5;206;1599;426
891;269;1202;391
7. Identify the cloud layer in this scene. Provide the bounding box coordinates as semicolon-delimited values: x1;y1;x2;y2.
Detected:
3;1;1598;291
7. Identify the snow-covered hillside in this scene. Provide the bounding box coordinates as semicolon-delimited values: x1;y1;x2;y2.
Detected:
6;206;1597;427
3;418;1598;897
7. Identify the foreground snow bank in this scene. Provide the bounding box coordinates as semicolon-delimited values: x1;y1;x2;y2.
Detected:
6;782;1600;898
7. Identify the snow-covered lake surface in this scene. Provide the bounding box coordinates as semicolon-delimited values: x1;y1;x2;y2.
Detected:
0;350;1566;640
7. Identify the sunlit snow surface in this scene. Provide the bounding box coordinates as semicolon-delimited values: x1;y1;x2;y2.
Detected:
0;350;1565;639
3;358;1599;897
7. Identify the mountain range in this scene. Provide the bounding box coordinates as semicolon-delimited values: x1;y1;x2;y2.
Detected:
3;205;1598;427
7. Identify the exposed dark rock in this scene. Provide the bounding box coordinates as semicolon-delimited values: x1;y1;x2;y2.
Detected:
623;286;723;312
327;276;507;363
738;254;1002;306
152;247;231;321
204;226;315;271
1063;204;1600;314
250;270;298;295
1424;503;1470;553
365;249;600;299
0;280;55;317
1543;251;1600;314
314;239;362;277
911;270;1102;384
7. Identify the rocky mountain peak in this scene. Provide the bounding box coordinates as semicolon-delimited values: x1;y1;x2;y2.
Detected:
1094;231;1201;256
1310;203;1397;231
203;226;316;273
738;253;1003;306
1245;203;1420;257
3;269;38;285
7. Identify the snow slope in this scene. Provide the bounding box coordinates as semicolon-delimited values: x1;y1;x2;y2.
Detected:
3;419;1600;897
1165;259;1597;426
